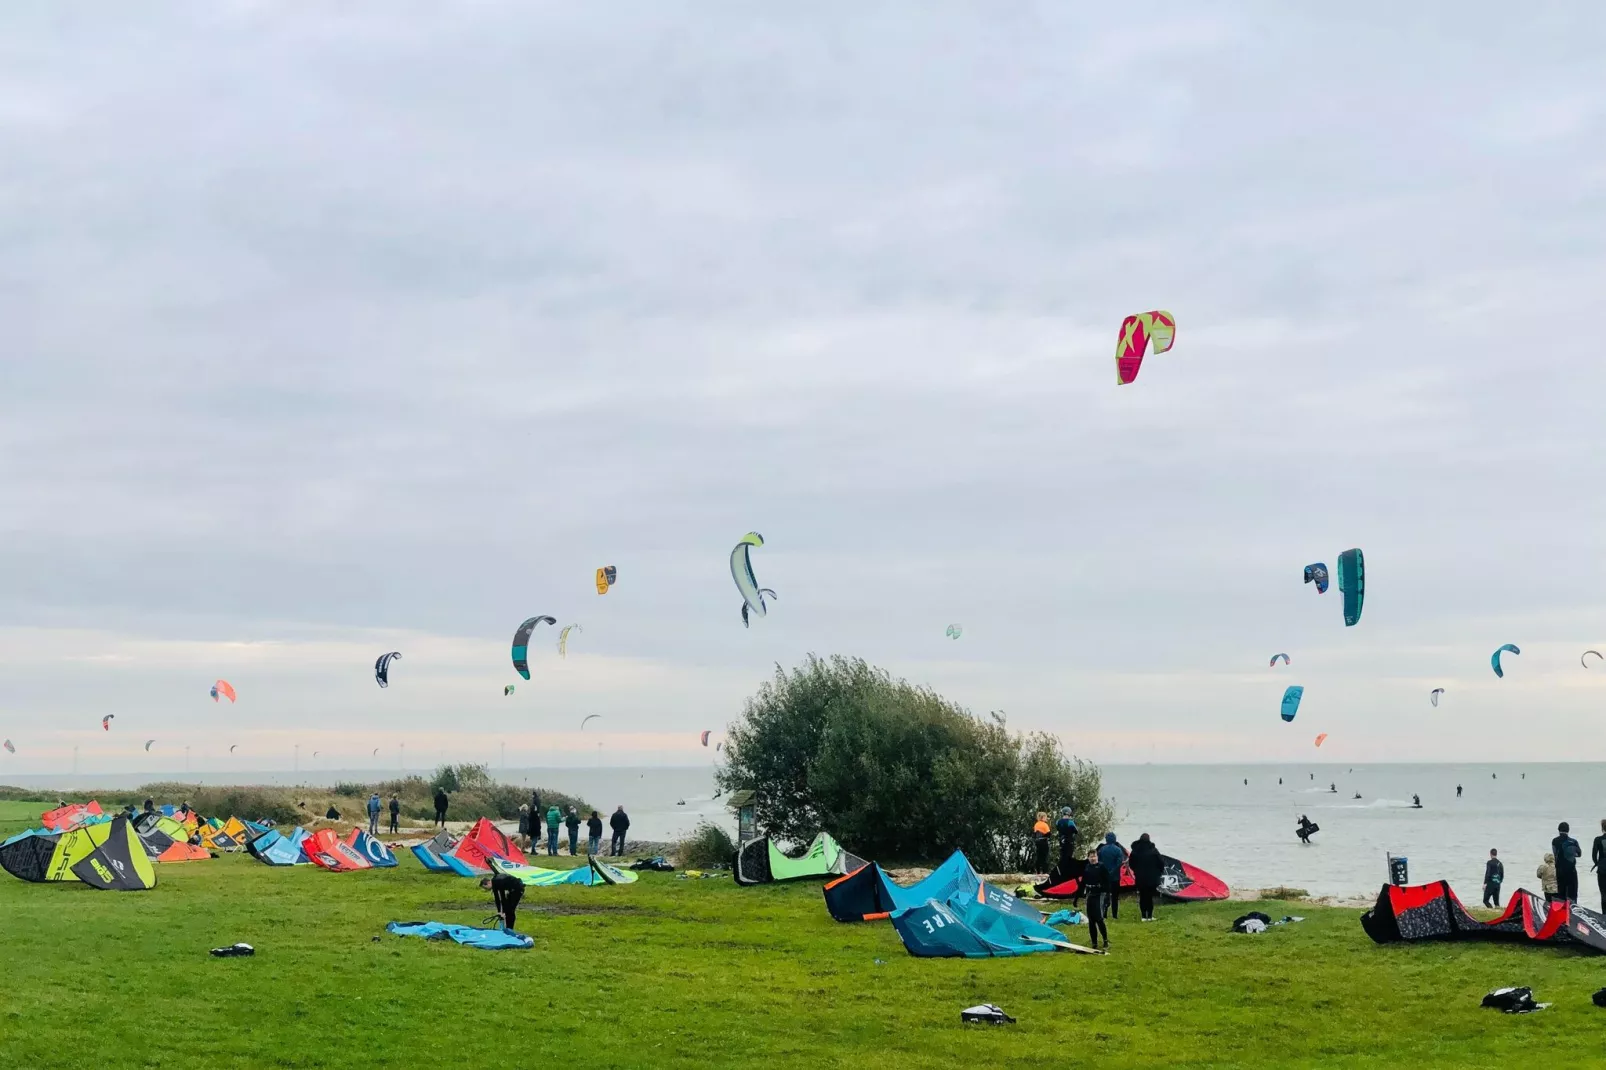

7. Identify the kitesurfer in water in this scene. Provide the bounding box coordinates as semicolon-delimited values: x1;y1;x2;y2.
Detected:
1591;820;1606;913
1483;849;1504;908
1353;792;1362;800
1456;784;1462;798
1296;815;1318;844
1412;795;1421;808
1553;822;1582;905
1329;783;1337;793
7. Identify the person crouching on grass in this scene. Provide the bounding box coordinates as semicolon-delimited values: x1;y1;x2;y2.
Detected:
481;873;524;931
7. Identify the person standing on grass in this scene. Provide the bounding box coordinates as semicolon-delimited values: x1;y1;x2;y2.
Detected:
1054;807;1078;869
1553;822;1582;905
366;792;382;836
1081;848;1109;950
517;804;531;853
1538;853;1559;903
545;804;562;856
529;791;541;827
387;795;400;834
433;788;449;828
1129;832;1163;922
1030;812;1052;874
1592;820;1606;912
610;805;630;856
1097;831;1128;920
1482;849;1504;908
564;806;581;856
586;810;603;856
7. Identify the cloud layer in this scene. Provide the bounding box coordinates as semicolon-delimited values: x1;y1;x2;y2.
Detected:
3;3;1604;772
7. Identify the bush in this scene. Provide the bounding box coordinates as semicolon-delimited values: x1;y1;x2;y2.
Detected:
332;782;367;798
675;822;736;869
717;654;1114;871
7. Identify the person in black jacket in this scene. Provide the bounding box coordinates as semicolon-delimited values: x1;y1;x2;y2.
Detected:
1081;848;1109;950
1054;807;1078;870
586;811;604;856
432;789;449;828
609;806;630;856
564;807;581;855
481;873;525;931
387;795;400;835
1129;832;1164;921
1483;848;1504;908
1594;821;1606;912
1553;822;1582;904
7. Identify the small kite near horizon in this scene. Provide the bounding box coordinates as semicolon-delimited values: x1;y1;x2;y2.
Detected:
1491;643;1520;678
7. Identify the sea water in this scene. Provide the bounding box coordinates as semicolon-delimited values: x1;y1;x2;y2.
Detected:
1104;763;1603;902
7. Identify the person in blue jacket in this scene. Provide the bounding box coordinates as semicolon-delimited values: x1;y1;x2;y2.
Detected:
1097;831;1129;920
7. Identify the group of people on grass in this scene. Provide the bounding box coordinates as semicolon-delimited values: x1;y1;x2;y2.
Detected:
1030;807;1165;951
514;792;632;857
1493;819;1606;912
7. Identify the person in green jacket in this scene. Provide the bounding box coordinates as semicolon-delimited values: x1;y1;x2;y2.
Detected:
545;805;562;856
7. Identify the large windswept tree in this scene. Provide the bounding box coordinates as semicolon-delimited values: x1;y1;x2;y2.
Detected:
717;655;1113;871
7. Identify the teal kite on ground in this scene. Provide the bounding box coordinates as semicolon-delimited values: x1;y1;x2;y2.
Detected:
1491;644;1520;678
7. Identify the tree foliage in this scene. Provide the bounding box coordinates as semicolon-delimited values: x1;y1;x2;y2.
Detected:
717;655;1114;871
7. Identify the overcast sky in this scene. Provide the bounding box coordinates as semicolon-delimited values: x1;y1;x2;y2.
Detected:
2;3;1604;775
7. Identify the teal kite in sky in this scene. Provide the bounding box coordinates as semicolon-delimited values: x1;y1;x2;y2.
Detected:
511;616;556;679
1336;549;1364;626
1280;686;1303;722
1491;644;1520;678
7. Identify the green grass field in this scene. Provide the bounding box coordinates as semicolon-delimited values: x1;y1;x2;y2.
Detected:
0;803;1597;1068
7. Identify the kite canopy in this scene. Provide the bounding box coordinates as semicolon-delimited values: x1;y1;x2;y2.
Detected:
1114;310;1177;385
1281;686;1303;722
824;850;1040;923
101;714;114;731
1491;643;1521;678
558;624;582;658
1430;688;1445;707
945;624;963;639
386;921;532;951
1336;549;1365;626
211;680;236;703
510;615;556;680
374;651;401;688
144;740;155;752
1303;563;1329;594
1269;653;1290;667
1314;733;1328;748
1584;650;1602;669
700;730;711;747
891;889;1080;958
503;684;515;696
2;740;12;754
730;533;777;628
4;816;156;890
1361;880;1606;955
735;833;866;887
1036;854;1228;902
596;565;617;594
580;714;601;731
